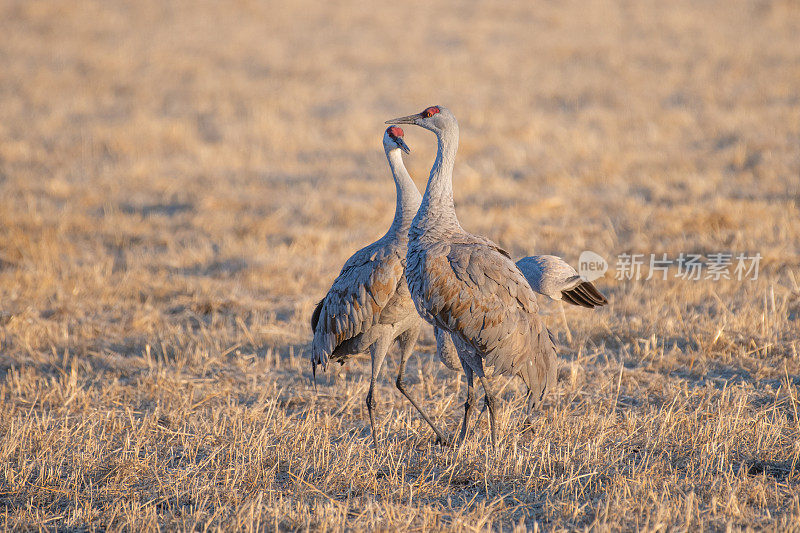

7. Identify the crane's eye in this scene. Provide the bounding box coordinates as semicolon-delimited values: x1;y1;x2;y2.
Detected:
422;106;440;118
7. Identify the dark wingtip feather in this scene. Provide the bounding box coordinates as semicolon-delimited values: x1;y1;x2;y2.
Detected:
560;290;578;306
575;281;608;306
310;298;324;333
562;281;608;308
581;281;608;305
561;288;594;308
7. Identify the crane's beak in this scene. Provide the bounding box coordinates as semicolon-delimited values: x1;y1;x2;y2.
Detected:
395;137;411;154
385;113;422;125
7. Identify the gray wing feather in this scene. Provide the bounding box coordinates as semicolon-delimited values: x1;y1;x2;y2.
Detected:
311;242;404;367
416;239;555;398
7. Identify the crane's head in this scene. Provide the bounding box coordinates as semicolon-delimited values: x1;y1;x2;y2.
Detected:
385;105;457;134
383;125;411;154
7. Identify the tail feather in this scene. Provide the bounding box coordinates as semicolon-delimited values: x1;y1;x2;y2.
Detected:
310;298;326;391
311;359;318;391
519;327;558;413
310;298;324;333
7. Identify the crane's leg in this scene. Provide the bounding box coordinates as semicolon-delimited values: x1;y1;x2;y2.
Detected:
395;324;450;446
479;375;499;450
366;334;391;450
457;365;476;446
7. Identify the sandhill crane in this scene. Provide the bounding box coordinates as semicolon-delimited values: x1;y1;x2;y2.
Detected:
310;126;448;448
387;106;559;448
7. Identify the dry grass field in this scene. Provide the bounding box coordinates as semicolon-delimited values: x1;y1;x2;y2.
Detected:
1;0;799;530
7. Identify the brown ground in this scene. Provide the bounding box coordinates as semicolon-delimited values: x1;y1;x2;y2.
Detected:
1;0;799;530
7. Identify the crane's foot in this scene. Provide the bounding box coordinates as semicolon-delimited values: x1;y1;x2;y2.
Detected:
434;433;453;447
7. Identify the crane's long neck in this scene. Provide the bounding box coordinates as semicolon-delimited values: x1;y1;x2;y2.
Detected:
386;148;422;237
413;125;460;233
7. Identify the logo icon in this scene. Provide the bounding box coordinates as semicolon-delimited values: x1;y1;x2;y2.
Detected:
578;250;608;282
